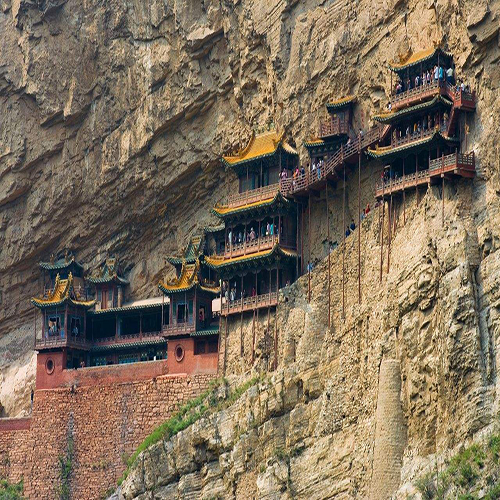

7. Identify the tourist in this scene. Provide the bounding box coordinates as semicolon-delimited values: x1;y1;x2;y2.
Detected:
438;65;444;81
345;226;351;238
433;65;438;81
251;287;256;297
426;70;431;85
446;66;454;83
361;209;366;221
312;162;316;177
238;231;243;244
307;262;313;272
415;75;419;88
270;222;274;235
350;219;356;231
365;203;370;215
301;165;305;177
250;227;256;241
266;222;271;236
317;160;322;179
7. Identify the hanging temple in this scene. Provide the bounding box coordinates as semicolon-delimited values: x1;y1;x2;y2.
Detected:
31;47;476;388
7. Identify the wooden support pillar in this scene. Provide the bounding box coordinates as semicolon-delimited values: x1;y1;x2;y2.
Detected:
223;316;228;375
267;306;270;370
240;275;244;357
402;157;406;224
387;191;392;274
442;153;445;226
274;265;279;370
358;147;361;304
380;195;384;282
296;205;299;278
326;182;331;328
115;313;118;339
416;153;419;206
300;203;304;275
342;161;346;317
139;312;143;341
308;192;311;302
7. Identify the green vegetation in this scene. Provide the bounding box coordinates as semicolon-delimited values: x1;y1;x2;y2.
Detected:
414;434;500;499
118;375;262;487
0;479;24;500
58;434;74;500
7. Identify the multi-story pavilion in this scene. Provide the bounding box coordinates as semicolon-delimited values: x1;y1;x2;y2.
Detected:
159;255;220;375
369;47;476;200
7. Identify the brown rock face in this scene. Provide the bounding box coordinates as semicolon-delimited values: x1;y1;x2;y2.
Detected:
2;0;500;495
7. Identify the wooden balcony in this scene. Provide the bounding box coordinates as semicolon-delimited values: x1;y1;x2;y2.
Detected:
220;292;278;316
319;117;349;139
161;322;196;337
36;331;166;351
35;334;90;351
375;151;475;198
225;183;281;209
389;80;476;112
221;234;296;259
92;331;164;348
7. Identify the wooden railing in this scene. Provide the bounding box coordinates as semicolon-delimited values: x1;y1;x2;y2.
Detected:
319;117;349;138
390;80;442;109
221;292;278;316
224;183;280;209
161;322;196;337
35;335;89;349
280;125;388;196
429;151;475;173
389;81;476;111
222;233;296;259
375;151;475;197
93;331;163;346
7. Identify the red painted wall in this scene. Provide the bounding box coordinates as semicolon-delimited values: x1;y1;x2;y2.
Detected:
166;337;218;375
36;351;169;390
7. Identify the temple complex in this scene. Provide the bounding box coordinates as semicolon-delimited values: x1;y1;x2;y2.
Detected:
159;239;220;375
209;131;299;314
370;47;476;200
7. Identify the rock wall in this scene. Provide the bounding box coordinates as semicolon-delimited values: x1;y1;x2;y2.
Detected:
2;0;499;416
0;370;213;499
0;418;31;484
117;166;500;497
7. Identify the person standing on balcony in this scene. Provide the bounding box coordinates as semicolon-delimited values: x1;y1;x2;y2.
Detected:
251;287;256;297
266;222;271;236
446;66;454;84
301;165;305;177
250;227;256;241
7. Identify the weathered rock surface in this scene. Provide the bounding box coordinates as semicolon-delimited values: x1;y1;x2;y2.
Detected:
2;0;500;496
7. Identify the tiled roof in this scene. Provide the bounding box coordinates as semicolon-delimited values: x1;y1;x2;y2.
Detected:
166;235;204;265
159;260;220;295
204;244;297;269
87;257;129;285
366;131;458;159
222;131;298;167
90;338;167;352
212;192;292;218
190;327;219;337
88;297;165;315
389;47;452;72
326;95;356;111
373;95;453;123
39;253;83;271
303;138;325;148
31;273;95;310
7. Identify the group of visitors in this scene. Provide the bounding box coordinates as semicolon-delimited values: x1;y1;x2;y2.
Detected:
227;222;277;247
394;65;455;96
392;111;447;145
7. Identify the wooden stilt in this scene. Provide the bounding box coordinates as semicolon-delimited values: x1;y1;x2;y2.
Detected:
326;182;331;328
240;275;244;357
308;193;311;302
267;306;270;370
224;316;228;375
274;266;279;370
387;193;392;274
402;157;406;224
416;153;419;206
342;161;346;317
380;196;384;281
358;148;361;304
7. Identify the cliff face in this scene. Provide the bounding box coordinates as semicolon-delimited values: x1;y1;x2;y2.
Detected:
2;0;500;492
